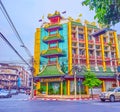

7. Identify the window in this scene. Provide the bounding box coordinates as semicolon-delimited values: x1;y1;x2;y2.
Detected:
79;44;84;47
96;45;100;49
79;50;84;55
89;45;93;48
104;46;108;50
95;37;100;41
111;52;115;58
88;35;92;40
72;49;77;54
78;34;84;39
105;52;108;57
96;51;100;56
103;38;107;42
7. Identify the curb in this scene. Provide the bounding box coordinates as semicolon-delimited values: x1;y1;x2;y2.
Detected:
29;97;99;101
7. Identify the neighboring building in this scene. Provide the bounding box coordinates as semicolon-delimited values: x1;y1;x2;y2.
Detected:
33;11;120;95
0;63;30;89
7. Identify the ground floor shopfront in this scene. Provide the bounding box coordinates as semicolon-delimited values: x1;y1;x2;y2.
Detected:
34;76;117;96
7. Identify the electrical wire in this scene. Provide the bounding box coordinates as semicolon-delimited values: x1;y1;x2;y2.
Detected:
0;32;31;68
0;0;32;58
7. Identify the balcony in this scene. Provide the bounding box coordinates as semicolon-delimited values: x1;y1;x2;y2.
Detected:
88;40;94;44
48;61;57;65
43;33;64;44
79;55;86;59
41;48;66;58
72;54;78;58
105;57;110;60
72;37;77;41
44;23;62;31
97;56;102;60
79;39;85;43
89;55;95;59
95;41;101;44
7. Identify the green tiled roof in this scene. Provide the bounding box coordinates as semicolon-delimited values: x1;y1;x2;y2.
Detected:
45;24;62;29
43;34;63;42
90;67;95;71
77;67;114;77
106;67;112;73
99;67;103;72
87;24;98;29
38;65;64;76
41;48;65;57
71;21;83;26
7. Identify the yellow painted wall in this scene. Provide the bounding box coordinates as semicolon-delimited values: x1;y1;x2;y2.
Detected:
100;35;106;71
34;28;40;76
36;82;40;95
84;26;90;70
114;31;119;64
67;80;70;95
68;22;72;75
101;81;106;92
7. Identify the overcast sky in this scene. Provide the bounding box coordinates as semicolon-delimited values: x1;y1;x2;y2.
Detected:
0;0;120;66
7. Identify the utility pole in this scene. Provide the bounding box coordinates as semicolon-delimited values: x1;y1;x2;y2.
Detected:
30;57;34;99
78;78;82;99
74;71;77;99
115;59;119;87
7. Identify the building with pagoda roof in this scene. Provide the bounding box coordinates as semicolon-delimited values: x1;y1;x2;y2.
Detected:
33;11;120;96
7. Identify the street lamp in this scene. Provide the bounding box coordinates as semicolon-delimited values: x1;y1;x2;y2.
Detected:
73;65;82;99
78;78;82;99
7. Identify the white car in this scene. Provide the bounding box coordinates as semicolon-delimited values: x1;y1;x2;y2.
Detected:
99;87;120;102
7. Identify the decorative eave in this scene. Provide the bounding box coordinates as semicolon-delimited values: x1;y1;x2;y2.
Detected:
87;24;99;29
43;34;64;44
71;21;83;26
40;48;66;58
44;24;62;31
47;11;62;19
37;64;64;77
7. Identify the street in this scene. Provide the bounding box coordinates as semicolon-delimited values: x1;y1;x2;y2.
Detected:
0;94;120;112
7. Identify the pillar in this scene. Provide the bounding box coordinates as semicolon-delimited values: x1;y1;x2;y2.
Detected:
60;81;63;96
67;80;70;95
36;82;40;95
84;26;90;70
100;35;106;71
34;28;40;76
85;86;89;95
46;82;48;95
101;80;106;92
68;22;72;75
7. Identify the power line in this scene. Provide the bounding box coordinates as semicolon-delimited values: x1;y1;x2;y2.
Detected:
0;0;32;58
0;32;31;68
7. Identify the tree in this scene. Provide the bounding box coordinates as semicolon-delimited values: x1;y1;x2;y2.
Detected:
61;62;67;73
82;0;120;27
83;71;102;99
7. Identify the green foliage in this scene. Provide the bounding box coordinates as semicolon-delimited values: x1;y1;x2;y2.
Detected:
82;0;120;27
83;71;102;89
61;62;67;73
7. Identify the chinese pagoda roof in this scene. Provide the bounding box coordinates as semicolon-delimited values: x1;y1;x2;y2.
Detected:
43;34;63;43
87;24;99;29
37;64;64;77
47;11;62;19
44;24;62;31
41;48;66;58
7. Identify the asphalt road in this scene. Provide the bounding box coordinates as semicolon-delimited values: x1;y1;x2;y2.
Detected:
0;94;120;112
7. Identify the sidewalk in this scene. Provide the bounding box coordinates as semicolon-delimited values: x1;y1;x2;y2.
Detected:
31;94;99;101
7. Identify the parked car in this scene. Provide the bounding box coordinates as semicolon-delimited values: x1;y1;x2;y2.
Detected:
0;89;12;98
25;89;30;95
99;87;120;102
10;89;18;95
